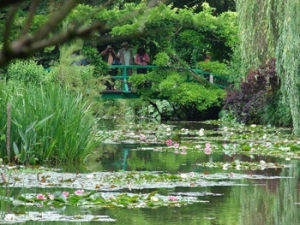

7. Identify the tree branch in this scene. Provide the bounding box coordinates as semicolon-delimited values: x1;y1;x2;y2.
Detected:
32;0;80;42
21;0;41;36
3;4;19;52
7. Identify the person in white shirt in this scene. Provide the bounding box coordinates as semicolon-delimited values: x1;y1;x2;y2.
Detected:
117;42;133;76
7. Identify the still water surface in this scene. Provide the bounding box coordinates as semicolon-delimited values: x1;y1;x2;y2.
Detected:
9;122;300;224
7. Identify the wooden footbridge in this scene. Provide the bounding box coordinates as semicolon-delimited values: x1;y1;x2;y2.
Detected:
101;65;229;99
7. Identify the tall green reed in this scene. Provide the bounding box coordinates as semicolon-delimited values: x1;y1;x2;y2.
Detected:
0;81;98;164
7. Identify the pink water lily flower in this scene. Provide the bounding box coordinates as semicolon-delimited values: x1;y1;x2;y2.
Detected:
168;196;178;201
205;143;211;148
180;151;187;155
205;148;212;155
48;194;54;200
166;139;173;146
36;194;46;200
173;143;179;148
63;191;69;197
74;189;84;195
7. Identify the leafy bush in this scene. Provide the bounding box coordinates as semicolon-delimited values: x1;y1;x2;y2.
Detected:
197;61;229;75
82;46;109;77
223;59;290;125
130;70;225;120
7;60;47;84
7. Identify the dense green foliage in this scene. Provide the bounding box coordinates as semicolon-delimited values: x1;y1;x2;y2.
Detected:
235;0;300;134
6;60;47;84
223;59;291;126
0;0;240;163
0;82;97;164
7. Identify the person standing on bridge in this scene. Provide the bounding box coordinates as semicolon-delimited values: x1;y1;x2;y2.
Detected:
117;42;133;76
100;45;118;65
100;45;118;89
135;47;150;74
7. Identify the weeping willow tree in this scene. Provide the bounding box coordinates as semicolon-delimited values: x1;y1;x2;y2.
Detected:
236;0;300;135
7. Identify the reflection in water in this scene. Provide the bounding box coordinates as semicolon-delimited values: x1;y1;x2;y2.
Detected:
238;160;300;225
4;122;300;225
274;161;300;225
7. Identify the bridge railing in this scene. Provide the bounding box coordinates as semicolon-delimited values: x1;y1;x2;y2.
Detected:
107;65;229;92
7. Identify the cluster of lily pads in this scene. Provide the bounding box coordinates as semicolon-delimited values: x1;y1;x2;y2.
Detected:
95;121;300;161
11;190;199;209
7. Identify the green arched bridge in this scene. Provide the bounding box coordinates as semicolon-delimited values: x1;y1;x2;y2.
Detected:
101;65;229;99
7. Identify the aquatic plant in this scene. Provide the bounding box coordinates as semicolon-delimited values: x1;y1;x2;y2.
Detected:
0;82;98;164
12;190;198;209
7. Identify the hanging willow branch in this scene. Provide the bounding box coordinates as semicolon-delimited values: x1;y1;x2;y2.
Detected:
236;0;300;135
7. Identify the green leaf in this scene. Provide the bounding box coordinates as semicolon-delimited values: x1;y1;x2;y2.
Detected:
18;149;26;163
15;196;35;202
35;114;54;130
25;121;37;133
146;191;158;200
13;142;19;155
12;119;23;129
18;128;27;144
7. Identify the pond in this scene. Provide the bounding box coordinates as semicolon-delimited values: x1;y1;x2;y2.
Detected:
1;120;300;224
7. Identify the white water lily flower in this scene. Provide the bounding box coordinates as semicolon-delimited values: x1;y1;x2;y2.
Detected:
260;160;266;165
180;173;188;178
5;214;16;220
166;127;171;132
199;128;204;136
222;163;229;170
285;158;291;161
86;174;94;179
250;124;256;127
151;196;159;202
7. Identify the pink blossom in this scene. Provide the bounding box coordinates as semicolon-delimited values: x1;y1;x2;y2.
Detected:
48;194;54;200
63;191;69;197
36;194;46;200
173;143;179;148
168;196;178;201
180;151;187;155
204;148;211;155
166;139;173;146
205;143;211;148
74;189;84;195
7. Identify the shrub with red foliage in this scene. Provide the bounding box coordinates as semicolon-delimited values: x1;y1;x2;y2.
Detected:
223;59;280;124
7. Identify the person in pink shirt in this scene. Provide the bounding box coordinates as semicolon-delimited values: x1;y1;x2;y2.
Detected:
135;47;150;74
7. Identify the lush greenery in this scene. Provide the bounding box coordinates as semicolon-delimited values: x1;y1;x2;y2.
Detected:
223;59;292;126
235;0;300;134
0;1;238;122
0;82;97;164
0;0;299;166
